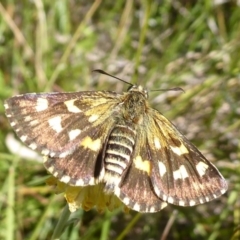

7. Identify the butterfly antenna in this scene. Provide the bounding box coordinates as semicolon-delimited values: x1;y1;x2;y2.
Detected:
93;69;133;87
150;87;185;93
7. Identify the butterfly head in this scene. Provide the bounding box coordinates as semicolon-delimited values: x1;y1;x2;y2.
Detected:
128;85;148;99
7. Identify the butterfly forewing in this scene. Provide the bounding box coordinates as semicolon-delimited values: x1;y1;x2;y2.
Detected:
43;121;114;186
4;84;227;212
5;91;120;157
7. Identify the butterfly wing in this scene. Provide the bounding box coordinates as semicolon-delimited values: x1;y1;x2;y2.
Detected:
144;108;228;206
115;166;168;212
43;123;112;186
115;125;168;212
5;86;227;212
4;91;121;185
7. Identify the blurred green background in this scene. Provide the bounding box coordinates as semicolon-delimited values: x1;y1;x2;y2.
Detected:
0;0;239;239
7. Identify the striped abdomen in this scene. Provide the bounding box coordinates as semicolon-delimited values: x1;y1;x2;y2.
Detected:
103;124;136;192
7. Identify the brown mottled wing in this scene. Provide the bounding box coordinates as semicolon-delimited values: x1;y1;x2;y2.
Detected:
4;91;121;185
116;127;168;212
144;108;228;206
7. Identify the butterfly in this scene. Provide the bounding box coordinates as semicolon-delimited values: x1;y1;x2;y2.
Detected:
4;71;227;212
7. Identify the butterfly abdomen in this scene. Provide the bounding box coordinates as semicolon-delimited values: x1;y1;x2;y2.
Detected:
103;124;136;192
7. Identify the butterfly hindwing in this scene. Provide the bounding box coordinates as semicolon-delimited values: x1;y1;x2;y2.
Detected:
116;164;168;212
115;127;168;212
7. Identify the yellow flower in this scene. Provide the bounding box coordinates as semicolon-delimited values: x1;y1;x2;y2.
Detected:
46;176;129;213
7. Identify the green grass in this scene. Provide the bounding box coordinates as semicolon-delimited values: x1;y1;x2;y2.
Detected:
0;0;239;239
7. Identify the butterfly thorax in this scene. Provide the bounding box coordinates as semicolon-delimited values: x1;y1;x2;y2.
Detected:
121;85;149;124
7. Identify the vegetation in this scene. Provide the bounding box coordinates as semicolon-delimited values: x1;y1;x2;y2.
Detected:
0;0;239;239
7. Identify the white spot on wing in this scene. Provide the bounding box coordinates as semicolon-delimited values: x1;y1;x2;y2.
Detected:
36;98;49;111
10;121;16;127
59;150;72;158
133;203;140;212
168;196;174;204
4;103;9;109
48;116;63;133
24;116;32;121
170;143;189;155
158;162;167;177
30;119;39;126
173;165;189;180
64;99;81;113
162;194;167;201
122;197;130;205
20;135;27;142
47;166;54;173
189;200;196;206
88;178;95;185
43;156;48;162
68;129;81;140
88;114;99;123
179;200;185;206
150;206;156;212
221;188;227;194
114;187;121;197
133;156;151;174
80;136;101;151
75;179;84;186
154;137;161;149
60;175;71;183
50;152;56;157
29;142;37;150
196;161;209;177
41;149;50;155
